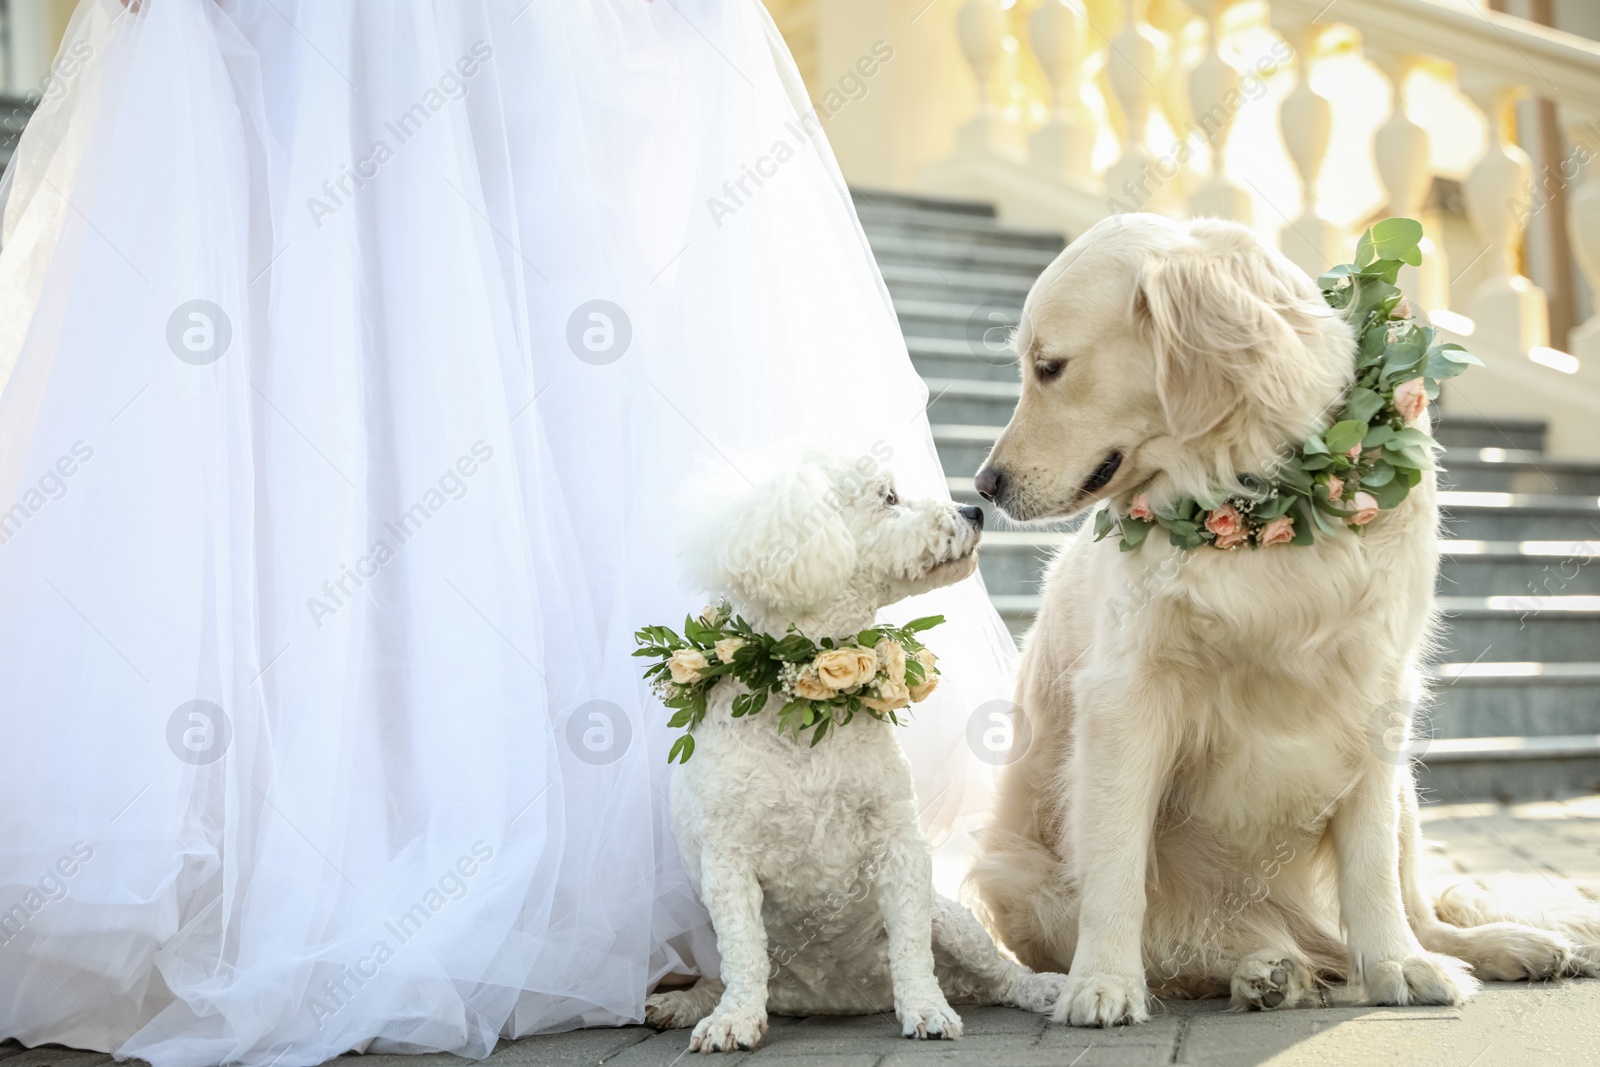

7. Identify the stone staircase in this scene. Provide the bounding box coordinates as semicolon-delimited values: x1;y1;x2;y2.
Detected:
853;188;1600;801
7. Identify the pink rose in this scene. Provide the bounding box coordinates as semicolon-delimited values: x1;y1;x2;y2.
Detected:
1394;298;1411;319
1206;504;1248;549
1325;475;1344;504
1128;493;1154;521
1393;378;1428;424
1204;504;1243;541
1259;516;1295;546
1346;443;1361;461
1350;491;1379;526
1213;528;1247;549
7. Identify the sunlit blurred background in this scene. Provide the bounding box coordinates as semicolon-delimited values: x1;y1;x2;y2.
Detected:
3;0;1600;454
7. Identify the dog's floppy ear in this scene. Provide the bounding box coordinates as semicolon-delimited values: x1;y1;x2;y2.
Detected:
684;463;857;620
1134;219;1334;443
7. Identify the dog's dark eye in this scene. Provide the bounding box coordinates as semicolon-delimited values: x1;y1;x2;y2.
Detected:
1035;359;1065;382
883;490;899;508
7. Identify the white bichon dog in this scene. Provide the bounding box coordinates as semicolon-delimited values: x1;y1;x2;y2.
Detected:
643;453;1064;1053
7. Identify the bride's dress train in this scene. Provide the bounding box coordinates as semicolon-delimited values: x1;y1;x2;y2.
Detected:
0;2;1017;1065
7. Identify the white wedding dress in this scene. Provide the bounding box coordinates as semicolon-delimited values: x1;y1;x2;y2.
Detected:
0;2;1017;1065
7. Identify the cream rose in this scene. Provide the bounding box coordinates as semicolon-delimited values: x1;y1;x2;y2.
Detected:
699;604;720;626
792;668;833;701
874;638;907;686
861;677;911;713
1259;515;1295;546
713;637;745;664
1128;494;1155;522
909;648;939;702
813;646;877;691
668;649;710;685
1393;377;1428;424
1350;491;1380;526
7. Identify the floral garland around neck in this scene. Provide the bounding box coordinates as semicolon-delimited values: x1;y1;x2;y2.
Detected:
634;600;944;763
1096;217;1482;554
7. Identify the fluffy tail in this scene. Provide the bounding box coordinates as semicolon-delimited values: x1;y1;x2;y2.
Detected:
1398;778;1597;978
966;827;1080;974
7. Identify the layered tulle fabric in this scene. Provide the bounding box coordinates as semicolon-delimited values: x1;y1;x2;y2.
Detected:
0;2;1018;1065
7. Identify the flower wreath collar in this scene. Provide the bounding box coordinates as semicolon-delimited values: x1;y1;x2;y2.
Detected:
634;600;944;762
1096;218;1480;554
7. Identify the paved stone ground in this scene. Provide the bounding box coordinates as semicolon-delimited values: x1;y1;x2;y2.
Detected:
4;796;1597;1067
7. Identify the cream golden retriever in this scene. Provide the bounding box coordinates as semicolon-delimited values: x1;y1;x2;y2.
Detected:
968;214;1599;1027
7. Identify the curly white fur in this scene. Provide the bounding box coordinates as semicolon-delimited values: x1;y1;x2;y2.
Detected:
969;214;1598;1028
648;454;1065;1051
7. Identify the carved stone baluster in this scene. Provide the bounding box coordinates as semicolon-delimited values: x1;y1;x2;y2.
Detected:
1187;0;1251;221
1562;114;1600;379
1105;0;1177;214
953;0;1023;161
1029;0;1097;187
1275;19;1342;276
1371;51;1449;312
1461;84;1549;354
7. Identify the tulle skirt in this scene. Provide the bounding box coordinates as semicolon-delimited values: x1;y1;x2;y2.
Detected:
0;2;1017;1064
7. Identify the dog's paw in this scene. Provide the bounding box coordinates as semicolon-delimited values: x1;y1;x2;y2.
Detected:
1229;952;1312;1011
1455;923;1573;981
1362;951;1477;1007
688;1006;768;1053
1052;971;1150;1027
897;993;963;1040
646;990;708;1031
1009;970;1069;1014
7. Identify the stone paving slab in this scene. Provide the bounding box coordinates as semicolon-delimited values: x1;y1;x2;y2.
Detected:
3;795;1597;1067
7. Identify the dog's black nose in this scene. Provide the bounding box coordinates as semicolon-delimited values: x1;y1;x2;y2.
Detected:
959;505;984;530
973;466;1005;502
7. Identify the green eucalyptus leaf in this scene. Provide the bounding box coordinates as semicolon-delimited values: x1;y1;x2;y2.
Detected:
1324;420;1368;455
1362;460;1396;487
1344;387;1385;424
1368;217;1424;266
1362;423;1396;449
1367;477;1410;510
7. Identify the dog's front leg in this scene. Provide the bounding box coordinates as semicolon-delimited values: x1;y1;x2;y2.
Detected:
1055;679;1177;1027
690;849;770;1052
876;832;963;1039
1329;763;1476;1007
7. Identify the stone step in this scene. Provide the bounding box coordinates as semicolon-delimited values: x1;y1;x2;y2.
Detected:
850;187;999;218
985;593;1600;660
897;301;1023;340
1436;596;1600;662
1433;417;1547;454
924;377;1023;425
910;336;1022;382
1436;449;1600;496
1437;493;1600;542
855;209;1066;253
1416;735;1600;800
881;264;1034;306
973;535;1600;599
1431;662;1600;738
869;236;1060;276
1438;541;1600;596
